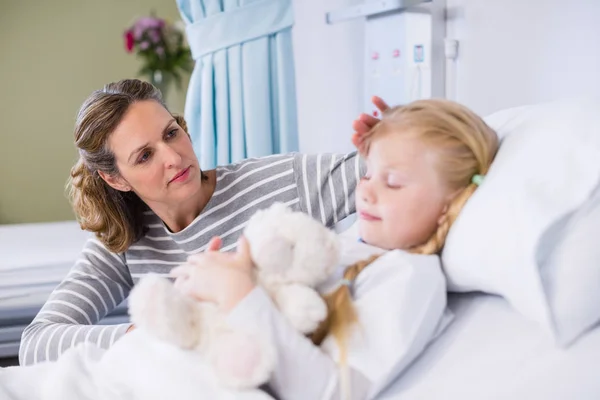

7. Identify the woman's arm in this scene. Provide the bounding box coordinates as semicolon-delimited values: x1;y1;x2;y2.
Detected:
293;152;366;229
19;238;133;366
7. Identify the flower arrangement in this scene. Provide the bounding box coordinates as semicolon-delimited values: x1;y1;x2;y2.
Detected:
123;15;193;96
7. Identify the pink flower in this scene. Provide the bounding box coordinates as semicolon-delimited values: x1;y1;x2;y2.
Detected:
156;46;165;57
133;17;165;40
124;30;135;53
148;29;160;44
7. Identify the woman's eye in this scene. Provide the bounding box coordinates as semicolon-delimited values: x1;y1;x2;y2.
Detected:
138;150;151;164
166;128;178;139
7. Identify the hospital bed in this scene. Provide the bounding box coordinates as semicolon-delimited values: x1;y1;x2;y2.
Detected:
3;221;599;400
0;221;129;359
379;292;600;399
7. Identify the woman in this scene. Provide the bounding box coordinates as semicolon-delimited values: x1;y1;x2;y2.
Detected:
18;79;383;366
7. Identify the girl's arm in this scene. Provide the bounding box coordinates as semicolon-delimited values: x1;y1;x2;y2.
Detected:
340;251;450;398
226;286;371;400
174;239;372;400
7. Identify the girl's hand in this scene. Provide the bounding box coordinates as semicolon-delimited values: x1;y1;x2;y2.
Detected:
351;96;390;152
170;236;256;312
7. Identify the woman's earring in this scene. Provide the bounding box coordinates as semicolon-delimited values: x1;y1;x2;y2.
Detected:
438;204;449;226
437;214;447;226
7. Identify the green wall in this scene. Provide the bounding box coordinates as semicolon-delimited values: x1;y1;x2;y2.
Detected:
0;0;189;224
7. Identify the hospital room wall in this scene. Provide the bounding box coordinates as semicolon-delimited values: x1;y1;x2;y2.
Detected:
6;0;597;223
0;0;187;224
445;0;600;116
1;0;364;223
293;0;365;155
294;0;600;156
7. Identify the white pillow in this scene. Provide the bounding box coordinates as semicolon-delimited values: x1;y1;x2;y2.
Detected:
442;99;600;339
536;178;600;346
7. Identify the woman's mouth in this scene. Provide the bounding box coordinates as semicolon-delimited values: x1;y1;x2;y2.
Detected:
169;167;191;184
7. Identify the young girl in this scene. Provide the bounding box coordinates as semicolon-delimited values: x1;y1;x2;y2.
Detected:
170;99;500;399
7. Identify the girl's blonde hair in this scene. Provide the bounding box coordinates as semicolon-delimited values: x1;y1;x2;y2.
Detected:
310;99;499;363
68;79;192;253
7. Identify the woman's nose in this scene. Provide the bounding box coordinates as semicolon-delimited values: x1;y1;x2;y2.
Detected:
162;144;183;168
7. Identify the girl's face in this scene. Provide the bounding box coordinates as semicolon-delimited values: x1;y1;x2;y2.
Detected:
356;132;457;250
101;100;203;210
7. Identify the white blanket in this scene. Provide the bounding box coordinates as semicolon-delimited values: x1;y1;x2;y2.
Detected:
0;330;273;400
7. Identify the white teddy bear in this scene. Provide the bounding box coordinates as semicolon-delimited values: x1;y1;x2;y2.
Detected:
128;203;340;390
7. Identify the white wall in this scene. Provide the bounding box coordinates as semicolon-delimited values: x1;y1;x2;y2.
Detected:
364;12;433;110
292;0;365;154
446;0;600;116
293;0;600;153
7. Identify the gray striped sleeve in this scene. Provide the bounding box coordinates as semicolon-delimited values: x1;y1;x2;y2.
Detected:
294;152;366;228
19;238;133;366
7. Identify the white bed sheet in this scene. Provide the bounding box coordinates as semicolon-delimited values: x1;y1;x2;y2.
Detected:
0;262;76;300
0;221;92;270
381;292;600;400
0;221;127;358
0;221;92;307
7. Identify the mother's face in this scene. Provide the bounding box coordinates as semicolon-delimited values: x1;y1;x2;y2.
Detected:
100;100;202;210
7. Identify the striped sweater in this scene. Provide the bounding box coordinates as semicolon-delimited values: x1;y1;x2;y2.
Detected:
19;152;364;366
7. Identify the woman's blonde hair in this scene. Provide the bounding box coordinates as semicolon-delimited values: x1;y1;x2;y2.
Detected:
311;99;499;363
68;79;189;253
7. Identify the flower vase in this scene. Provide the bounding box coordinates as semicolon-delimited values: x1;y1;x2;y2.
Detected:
150;70;172;103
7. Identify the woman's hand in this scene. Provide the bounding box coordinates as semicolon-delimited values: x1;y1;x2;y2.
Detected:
170;236;256;313
352;96;390;152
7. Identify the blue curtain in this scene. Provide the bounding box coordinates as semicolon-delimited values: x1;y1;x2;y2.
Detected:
177;0;299;169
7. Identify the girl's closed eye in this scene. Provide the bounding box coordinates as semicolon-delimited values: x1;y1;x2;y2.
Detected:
387;174;405;188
